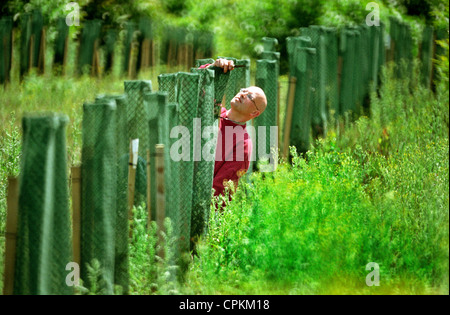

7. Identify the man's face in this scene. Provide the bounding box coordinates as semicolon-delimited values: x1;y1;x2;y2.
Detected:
230;86;265;116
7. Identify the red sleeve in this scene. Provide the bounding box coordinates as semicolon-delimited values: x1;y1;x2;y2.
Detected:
198;63;212;69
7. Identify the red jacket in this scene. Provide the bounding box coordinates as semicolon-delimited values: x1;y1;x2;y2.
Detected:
213;107;252;196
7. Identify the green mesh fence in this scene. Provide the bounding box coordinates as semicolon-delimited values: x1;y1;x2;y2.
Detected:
81;99;117;294
339;28;357;117
420;25;434;88
254;59;278;171
301;26;326;138
0;16;13;84
122;21;138;75
158;69;218;256
389;17;414;79
261;37;278;52
14;114;72;295
124;81;153;207
136;17;154;71
143;92;169;222
103;28;118;74
53;18;69;74
78;19;102;75
20;10;44;78
321;27;339;119
95;94;130;295
286;35;315;156
190;68;216;247
175;72;199;253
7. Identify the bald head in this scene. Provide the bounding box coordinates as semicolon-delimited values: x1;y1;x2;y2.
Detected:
248;86;267;116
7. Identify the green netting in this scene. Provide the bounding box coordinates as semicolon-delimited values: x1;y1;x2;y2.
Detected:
122;21;138;75
189;68;216;247
158;69;218;257
254;59;278;171
339;29;356;116
175;72;199;253
81;99;117;294
300;26;326;138
165;102;180;231
103;28;118;74
389;17;414;79
78;19;102;75
53;17;69;74
321;27;339;119
95;94;130;295
143;92;169;222
420;25;434;87
124;81;152;192
286;35;315;155
136;17;154;71
0;16;13;84
14;114;72;295
20;10;44;78
261;37;278;52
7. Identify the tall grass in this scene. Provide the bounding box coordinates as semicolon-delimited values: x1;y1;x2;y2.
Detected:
184;62;449;294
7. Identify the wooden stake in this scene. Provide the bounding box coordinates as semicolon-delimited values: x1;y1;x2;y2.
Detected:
283;76;297;159
71;167;81;267
29;34;34;72
146;149;151;229
155;144;165;260
3;177;19;295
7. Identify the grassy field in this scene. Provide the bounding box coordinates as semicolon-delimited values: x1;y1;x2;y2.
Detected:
0;53;448;294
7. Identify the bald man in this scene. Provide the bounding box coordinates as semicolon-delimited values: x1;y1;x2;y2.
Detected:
200;58;267;198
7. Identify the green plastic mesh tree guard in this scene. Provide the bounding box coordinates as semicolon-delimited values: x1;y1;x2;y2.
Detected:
20;10;44;78
124;80;153;207
144;92;169;222
175;72;199;253
254;59;278;171
159;69;217;257
0;16;13;84
321;27;339;119
389;17;414;79
14;114;73;295
122;21;138;75
81;99;117;294
339;29;356;117
261;37;278;52
78;19;103;75
53;17;69;74
301;26;327;138
420;26;434;87
95;94;130;295
189;67;216;247
136;17;154;71
286;36;314;155
103;28;118;74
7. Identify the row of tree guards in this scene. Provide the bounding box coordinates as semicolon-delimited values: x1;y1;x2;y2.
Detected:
0;11;215;83
2;15;447;294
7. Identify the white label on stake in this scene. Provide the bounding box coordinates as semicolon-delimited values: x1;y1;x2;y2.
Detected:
132;139;139;169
